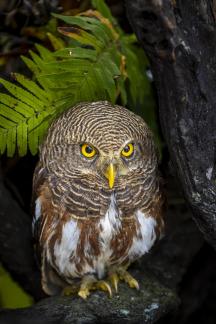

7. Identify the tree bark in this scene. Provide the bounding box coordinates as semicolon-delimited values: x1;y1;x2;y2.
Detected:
125;0;216;248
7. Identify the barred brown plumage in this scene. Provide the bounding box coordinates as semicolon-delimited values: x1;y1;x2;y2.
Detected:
32;101;165;298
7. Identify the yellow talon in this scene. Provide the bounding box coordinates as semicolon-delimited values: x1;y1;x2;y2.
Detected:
78;276;94;299
109;273;119;292
119;269;139;290
127;277;139;290
109;266;139;291
62;269;138;300
95;280;112;298
78;288;90;300
77;276;112;299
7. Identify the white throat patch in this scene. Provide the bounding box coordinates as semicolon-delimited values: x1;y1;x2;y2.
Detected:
96;194;121;278
99;194;121;244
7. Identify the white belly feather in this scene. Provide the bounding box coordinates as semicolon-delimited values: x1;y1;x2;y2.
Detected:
128;210;157;259
42;195;157;280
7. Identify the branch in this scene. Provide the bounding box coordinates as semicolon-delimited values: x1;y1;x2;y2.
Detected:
125;0;216;248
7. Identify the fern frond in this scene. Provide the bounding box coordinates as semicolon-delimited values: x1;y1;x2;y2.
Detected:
17;123;28;156
0;94;35;117
6;127;16;158
46;32;65;50
0;129;7;154
0;0;151;157
0;78;45;112
0;76;55;156
91;0;117;25
41;12;124;104
12;73;52;103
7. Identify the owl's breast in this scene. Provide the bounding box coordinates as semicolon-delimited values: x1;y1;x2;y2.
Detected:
48;194;123;280
45;193;158;283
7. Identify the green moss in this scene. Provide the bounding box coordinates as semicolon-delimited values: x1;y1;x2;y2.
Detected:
0;265;33;308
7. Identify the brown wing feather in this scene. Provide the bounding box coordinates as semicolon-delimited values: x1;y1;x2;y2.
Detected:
32;162;48;266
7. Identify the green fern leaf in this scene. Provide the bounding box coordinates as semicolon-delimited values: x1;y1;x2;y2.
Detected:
35;44;54;61
0;94;35;117
17;123;28;156
13;73;52;103
6;127;16;157
21;55;40;75
54;47;97;60
95;65;116;102
118;77;127;106
0;116;16;128
0;104;25;123
0;78;45;112
53;14;112;45
0;129;7;155
91;0;115;23
122;42;150;106
58;27;103;52
46;33;65;51
28;113;54;156
28;50;44;67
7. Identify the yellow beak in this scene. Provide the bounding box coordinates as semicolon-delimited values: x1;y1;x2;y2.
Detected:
104;163;117;189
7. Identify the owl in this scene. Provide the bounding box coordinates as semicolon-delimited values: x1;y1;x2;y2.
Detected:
32;101;164;299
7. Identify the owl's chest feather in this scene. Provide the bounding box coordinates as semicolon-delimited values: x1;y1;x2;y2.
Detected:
50;195;157;280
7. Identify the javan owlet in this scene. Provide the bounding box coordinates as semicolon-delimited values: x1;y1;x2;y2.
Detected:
32;101;164;299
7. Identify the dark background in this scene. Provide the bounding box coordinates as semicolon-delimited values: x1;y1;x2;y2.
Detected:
0;1;216;323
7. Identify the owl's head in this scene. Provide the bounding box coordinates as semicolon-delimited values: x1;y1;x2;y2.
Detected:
41;101;158;190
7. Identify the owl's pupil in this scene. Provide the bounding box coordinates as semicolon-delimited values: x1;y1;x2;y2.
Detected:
85;146;93;154
124;145;130;153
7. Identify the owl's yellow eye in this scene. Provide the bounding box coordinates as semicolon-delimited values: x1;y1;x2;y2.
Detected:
121;143;134;158
81;143;96;158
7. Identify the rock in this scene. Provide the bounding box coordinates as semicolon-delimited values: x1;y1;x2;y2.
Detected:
0;274;178;324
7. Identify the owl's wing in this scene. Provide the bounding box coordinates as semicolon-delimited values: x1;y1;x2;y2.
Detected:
31;162;48;263
32;163;66;295
149;177;166;240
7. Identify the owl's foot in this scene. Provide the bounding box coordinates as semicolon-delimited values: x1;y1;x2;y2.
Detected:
62;283;80;296
78;275;112;299
109;267;139;292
